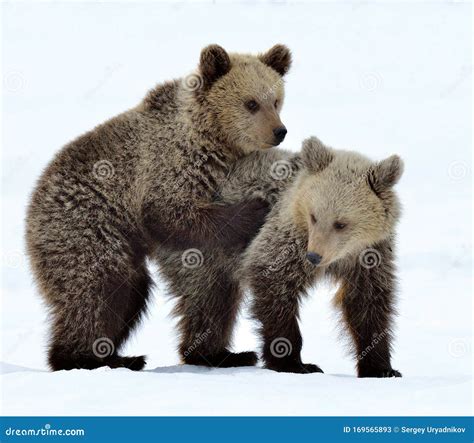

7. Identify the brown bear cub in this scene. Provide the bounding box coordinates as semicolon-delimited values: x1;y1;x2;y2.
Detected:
240;137;404;377
25;44;292;371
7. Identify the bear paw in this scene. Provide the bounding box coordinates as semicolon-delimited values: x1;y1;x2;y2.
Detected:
184;350;258;368
233;198;271;248
266;361;324;374
358;368;402;378
217;351;258;367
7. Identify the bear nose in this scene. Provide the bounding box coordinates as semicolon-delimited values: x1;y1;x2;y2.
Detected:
273;126;287;143
306;252;322;266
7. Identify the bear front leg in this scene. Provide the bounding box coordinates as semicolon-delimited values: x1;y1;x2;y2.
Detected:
144;198;270;251
336;239;401;378
174;262;257;369
246;226;323;374
252;278;323;374
261;317;323;374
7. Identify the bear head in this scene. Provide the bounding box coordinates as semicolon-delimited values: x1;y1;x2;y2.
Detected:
184;44;292;155
292;137;404;267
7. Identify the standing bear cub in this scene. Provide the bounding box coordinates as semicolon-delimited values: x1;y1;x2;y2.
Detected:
241;137;404;377
26;44;292;371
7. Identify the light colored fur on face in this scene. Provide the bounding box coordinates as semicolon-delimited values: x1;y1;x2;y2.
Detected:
285;137;403;267
179;45;291;155
215;135;403;275
211;54;285;153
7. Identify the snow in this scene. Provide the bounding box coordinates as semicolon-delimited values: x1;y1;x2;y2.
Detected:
2;362;471;416
1;1;472;416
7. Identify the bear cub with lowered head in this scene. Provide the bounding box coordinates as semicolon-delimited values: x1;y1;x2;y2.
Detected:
241;137;404;377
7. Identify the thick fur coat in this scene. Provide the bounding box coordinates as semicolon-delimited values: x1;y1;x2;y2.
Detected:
154;148;300;366
157;137;403;377
25;44;292;371
157;137;404;377
240;137;404;377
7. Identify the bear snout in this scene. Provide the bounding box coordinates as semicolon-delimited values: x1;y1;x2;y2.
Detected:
273;126;287;144
306;252;322;266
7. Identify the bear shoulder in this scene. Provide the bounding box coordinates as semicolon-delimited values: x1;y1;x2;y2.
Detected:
218;148;300;204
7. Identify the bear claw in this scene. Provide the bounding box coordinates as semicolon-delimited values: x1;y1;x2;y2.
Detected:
266;362;324;374
359;368;402;378
184;350;258;368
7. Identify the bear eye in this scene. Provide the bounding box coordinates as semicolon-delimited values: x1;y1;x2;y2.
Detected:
310;214;317;224
245;100;260;113
334;222;347;231
274;99;278;108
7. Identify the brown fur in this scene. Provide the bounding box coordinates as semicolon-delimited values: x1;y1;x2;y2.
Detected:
240;137;404;377
25;44;292;371
153;147;301;366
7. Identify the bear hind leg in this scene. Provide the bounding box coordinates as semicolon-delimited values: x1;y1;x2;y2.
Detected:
175;273;257;368
47;264;152;371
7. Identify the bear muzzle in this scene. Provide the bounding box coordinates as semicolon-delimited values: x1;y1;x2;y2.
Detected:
272;126;287;145
306;252;322;266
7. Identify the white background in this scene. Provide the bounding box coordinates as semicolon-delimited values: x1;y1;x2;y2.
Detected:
1;1;472;415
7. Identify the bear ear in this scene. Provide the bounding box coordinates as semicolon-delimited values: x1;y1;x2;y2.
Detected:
199;44;231;86
301;137;334;173
367;155;404;195
259;44;292;77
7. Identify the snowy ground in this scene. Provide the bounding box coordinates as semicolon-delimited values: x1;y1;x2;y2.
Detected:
1;1;472;416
